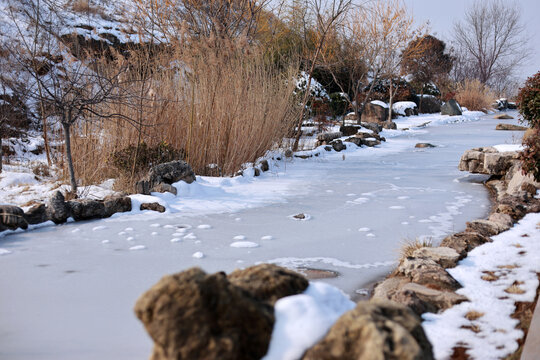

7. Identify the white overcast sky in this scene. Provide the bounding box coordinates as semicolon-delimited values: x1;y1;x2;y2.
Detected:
405;0;540;81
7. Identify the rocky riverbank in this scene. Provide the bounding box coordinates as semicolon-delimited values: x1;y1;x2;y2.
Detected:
132;145;539;360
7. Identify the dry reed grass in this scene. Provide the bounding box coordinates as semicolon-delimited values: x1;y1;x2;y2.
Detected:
68;42;300;191
455;79;495;111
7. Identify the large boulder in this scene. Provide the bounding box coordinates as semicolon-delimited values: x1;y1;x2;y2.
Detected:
397;257;461;291
338;125;359;137
68;199;106;221
412;247;460;268
46;191;70;224
329;140;346;152
441;99;462;116
361;102;389;123
316;132;343;146
458;147;519;176
440;231;491;258
228;264;309;305
24;203;48;225
495;123;528;131
417;95;441;114
465;219;509;237
302;300;434;360
134;267;274;360
103;195;132;216
361;122;383;133
136;160;196;195
390;283;467;315
0;205;28;231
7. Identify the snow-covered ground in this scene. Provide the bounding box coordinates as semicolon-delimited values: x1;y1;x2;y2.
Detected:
0;110;532;359
423;211;540;359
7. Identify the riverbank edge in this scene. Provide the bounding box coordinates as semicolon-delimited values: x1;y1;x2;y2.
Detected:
370;145;540;358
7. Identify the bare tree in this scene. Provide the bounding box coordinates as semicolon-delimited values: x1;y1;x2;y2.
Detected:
5;0;135;193
292;0;351;151
453;0;530;89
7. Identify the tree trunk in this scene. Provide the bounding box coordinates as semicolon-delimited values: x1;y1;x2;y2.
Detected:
387;80;394;122
63;121;77;194
419;85;425;113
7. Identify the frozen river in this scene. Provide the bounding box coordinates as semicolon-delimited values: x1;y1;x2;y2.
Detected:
0;111;525;359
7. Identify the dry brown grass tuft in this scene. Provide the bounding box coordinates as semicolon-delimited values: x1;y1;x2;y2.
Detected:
481;271;499;282
505;282;526;295
70;0;104;17
398;237;433;260
455;79;496;111
498;264;519;270
465;311;485;321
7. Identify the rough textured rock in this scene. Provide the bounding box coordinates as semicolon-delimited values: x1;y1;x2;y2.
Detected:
487;213;514;229
506;168;540;196
46;191;70;224
339;125;359;136
361;122;383;133
397;257;460;291
465;219;508;237
260;160;269;172
392;283;468;316
68;199;106;221
405;107;419;116
24;203;48;225
459;147;519;175
140;202;166;213
103;195;132;216
494;113;514;120
441;99;462;116
302;300;434;360
228;264;309;305
361;102;389;123
440;231;491;258
415;143;436;148
0;205;28;230
372;276;412;301
136;160;195;195
418;96;442;114
382;121;397;130
330;140;346;152
495;123;528;131
150;183;178;195
134;268;274;360
412;247;460;268
345;137;381;147
355;132;385;142
316;132;342;145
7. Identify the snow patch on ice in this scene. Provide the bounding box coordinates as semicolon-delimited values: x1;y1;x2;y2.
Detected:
262;282;355;360
493;144;524;153
129;245;146;251
192;251;205;259
230;241;259;248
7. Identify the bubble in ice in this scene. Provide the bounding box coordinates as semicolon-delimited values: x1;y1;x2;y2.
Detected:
126;236;135;241
197;224;212;229
101;240;110;244
230;241;259;248
358;227;371;232
261;235;273;240
150;223;161;228
124;227;134;232
233;235;246;240
129;245;146;251
151;232;158;236
184;233;197;240
92;225;107;231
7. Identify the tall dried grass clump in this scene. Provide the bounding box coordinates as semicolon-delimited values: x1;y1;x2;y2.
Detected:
455;79;495;111
69;41;300;190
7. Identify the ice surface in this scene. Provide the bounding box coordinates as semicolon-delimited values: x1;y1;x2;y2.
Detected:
0;111;528;359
